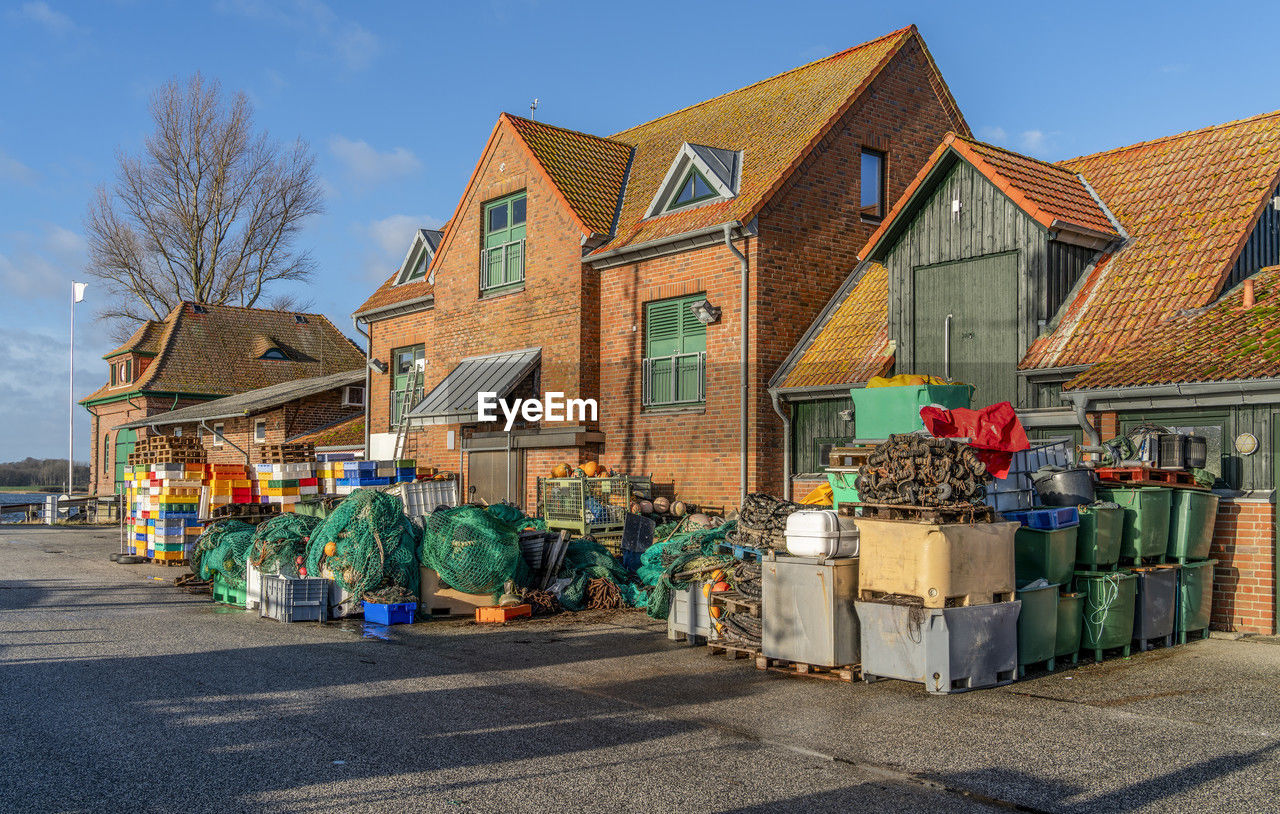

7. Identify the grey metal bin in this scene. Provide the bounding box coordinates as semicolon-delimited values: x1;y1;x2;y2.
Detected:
667;582;714;644
762;552;859;667
856;600;1020;694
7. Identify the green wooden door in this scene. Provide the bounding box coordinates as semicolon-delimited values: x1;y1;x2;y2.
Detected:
913;252;1018;406
113;428;136;494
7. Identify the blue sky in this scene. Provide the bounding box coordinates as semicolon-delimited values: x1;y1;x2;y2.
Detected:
2;0;1278;462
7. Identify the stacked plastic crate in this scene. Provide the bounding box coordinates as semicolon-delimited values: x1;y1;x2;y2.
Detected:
207;464;254;509
125;462;204;561
314;459;341;494
252;461;317;512
334;459;415;493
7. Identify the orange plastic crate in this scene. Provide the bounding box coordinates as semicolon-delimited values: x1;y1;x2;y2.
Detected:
475;605;531;624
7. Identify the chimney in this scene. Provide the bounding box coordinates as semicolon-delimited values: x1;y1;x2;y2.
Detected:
1243;278;1256;309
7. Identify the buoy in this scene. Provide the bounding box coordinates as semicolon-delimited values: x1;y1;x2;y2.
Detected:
671;500;687;517
652;496;671;514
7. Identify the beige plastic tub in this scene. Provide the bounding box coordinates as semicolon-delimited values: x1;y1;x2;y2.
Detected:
854;517;1017;608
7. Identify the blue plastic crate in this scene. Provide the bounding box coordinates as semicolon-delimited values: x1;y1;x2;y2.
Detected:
1003;506;1079;530
363;601;415;625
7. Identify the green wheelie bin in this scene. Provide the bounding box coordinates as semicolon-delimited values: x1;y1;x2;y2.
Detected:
1076;505;1123;568
1168;490;1219;562
1177;559;1216;643
1016;526;1077;587
1097;487;1171;561
1075;570;1137;660
1016;582;1060;675
1055;591;1084;665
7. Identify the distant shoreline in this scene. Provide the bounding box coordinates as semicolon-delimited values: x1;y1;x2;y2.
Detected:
0;486;86;494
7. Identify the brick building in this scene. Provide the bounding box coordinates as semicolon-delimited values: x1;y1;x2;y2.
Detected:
81;303;365;494
113;370;366;465
354;25;968;510
774;112;1280;633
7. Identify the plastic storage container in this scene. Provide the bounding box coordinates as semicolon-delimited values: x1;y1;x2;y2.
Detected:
363;601;416;625
1015;526;1077;587
1076;505;1124;568
1015;583;1060;674
826;471;860;509
667;582;714;643
984;439;1073;513
1177;559;1216;642
784;510;859;558
1097;487;1171;561
849;383;973;439
212;573;246;607
1132;565;1178;650
401;479;460;516
762;553;859;667
1055;592;1083;664
1168;490;1220;561
1003;507;1080;531
856;600;1020;695
855;518;1016;608
259;575;329;622
1075;570;1137;659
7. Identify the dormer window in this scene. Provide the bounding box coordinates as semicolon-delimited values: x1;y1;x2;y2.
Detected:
647;143;742;218
109;358;132;387
260;348;289;361
394;228;443;286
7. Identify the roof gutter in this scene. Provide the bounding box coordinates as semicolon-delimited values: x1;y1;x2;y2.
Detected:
352;294;434;323
587;222;748;269
1066;377;1280;409
353;315;372;460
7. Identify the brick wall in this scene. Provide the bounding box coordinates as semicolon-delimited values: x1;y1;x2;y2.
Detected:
1210;498;1276;634
87;395;207;495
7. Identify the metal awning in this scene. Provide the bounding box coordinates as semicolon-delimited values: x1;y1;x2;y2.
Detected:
407;347;541;426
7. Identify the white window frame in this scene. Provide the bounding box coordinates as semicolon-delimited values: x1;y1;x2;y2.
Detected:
212;424;225;447
342;385;366;407
254;419;267;444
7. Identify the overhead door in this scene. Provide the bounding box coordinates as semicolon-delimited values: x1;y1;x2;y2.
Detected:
913;253;1019;407
468;449;525;509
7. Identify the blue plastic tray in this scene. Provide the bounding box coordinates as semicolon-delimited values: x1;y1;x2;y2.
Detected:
364;601;416;625
1003;507;1080;530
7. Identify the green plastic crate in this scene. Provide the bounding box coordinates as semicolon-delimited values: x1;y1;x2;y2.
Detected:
827;471;860;509
212;573;247;607
849;383;973;439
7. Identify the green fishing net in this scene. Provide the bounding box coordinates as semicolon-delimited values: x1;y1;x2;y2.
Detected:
557;538;641;611
639;521;736;620
248;513;322;577
420;505;530;594
485;503;546;531
192;519;256;588
305;489;421;601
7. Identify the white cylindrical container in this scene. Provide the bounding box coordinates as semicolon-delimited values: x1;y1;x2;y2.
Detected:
784;509;860;558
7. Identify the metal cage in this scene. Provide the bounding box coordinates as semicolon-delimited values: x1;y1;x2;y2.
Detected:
537;476;632;537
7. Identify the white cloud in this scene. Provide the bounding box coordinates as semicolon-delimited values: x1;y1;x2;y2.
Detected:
978;126;1007;143
0;148;38;185
329;136;422;189
1019;130;1047;152
12;1;73;34
0;224;87;300
218;0;379;71
975;126;1055;156
362;213;443;281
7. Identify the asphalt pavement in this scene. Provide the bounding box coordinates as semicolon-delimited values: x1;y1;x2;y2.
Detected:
2;525;1277;813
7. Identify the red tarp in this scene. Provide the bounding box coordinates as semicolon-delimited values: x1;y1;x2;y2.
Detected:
920;401;1030;479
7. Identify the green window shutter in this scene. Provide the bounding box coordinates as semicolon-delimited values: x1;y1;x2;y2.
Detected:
483;192;527;291
644;294;707;406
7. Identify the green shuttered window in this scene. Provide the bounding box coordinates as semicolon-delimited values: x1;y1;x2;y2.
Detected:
643;295;707;407
482;191;526;293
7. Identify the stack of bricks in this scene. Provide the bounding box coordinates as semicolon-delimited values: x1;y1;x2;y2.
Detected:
207;463;254;509
124;462;205;561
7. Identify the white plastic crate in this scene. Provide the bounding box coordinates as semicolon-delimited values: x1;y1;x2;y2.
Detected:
401;480;460;516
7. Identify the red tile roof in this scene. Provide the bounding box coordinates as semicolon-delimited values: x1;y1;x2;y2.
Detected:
776;262;893;389
103;320;165;358
1065;270;1280;389
1025;110;1280;369
503;114;632;236
82;303;364;404
290;414;365;447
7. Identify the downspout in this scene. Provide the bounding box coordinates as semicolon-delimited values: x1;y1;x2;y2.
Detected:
1070;393;1101;447
353;316;371;460
770;391;792;501
200;419;249;464
723;223;749;507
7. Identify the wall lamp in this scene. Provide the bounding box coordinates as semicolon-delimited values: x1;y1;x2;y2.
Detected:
689;298;722;325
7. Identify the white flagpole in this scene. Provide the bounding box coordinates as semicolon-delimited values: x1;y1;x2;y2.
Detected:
69;283;74;495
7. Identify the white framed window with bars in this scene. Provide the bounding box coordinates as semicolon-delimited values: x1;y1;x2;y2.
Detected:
481;191;526;293
642;294;708;408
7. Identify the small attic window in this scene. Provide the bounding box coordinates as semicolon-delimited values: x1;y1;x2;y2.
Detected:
191;304;208;314
294;315;308;324
402;252;429;284
394;229;441;286
260;348;289;361
647;143;742;219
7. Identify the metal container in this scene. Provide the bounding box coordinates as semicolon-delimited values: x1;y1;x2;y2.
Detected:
1168;490;1219;561
1076;505;1124;568
856;600;1020;695
1015;526;1077;587
1184;436;1208;469
1033;468;1096;506
1055;592;1083;663
855;517;1016;608
1156;434;1186;470
1015;583;1059;673
668;582;714;643
762;553;859;667
1132;565;1178;649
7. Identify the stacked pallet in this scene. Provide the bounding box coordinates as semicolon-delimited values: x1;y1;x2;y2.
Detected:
125;462;205;561
252;462;318;512
127;435;206;466
257;442;314;463
207;463;254;509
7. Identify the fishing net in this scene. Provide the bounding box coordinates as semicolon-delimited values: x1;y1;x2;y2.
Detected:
248;513;322;577
305;489;421;601
486;503;546;531
640;521;736;619
420;505;530;594
192;519;255;587
557;538;641;611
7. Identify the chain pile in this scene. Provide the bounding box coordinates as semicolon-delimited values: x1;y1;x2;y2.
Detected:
730;493;803;550
585;577;623;610
716;560;763;648
521;588;561;615
855;434;991;506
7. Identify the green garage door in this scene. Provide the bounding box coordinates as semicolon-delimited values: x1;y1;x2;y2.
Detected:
913;252;1019;406
113;428;136;494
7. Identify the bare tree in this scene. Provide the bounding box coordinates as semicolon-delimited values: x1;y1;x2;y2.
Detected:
86;73;323;332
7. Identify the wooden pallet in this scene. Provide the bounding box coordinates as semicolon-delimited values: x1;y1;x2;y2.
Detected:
152;558;190;568
667;629;710;646
257;443;315;463
128;452;206;465
755;656;859;682
709;590;761;618
708;642;760;660
210;503;281;521
841;502;995;524
859;588;1014;609
1096;466;1204;488
827;444;878;470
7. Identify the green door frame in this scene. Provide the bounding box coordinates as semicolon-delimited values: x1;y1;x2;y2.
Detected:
1272;415;1279;634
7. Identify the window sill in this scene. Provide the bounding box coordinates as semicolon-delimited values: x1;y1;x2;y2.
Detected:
859;215;883;225
480;283;526;300
641;404;706;417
